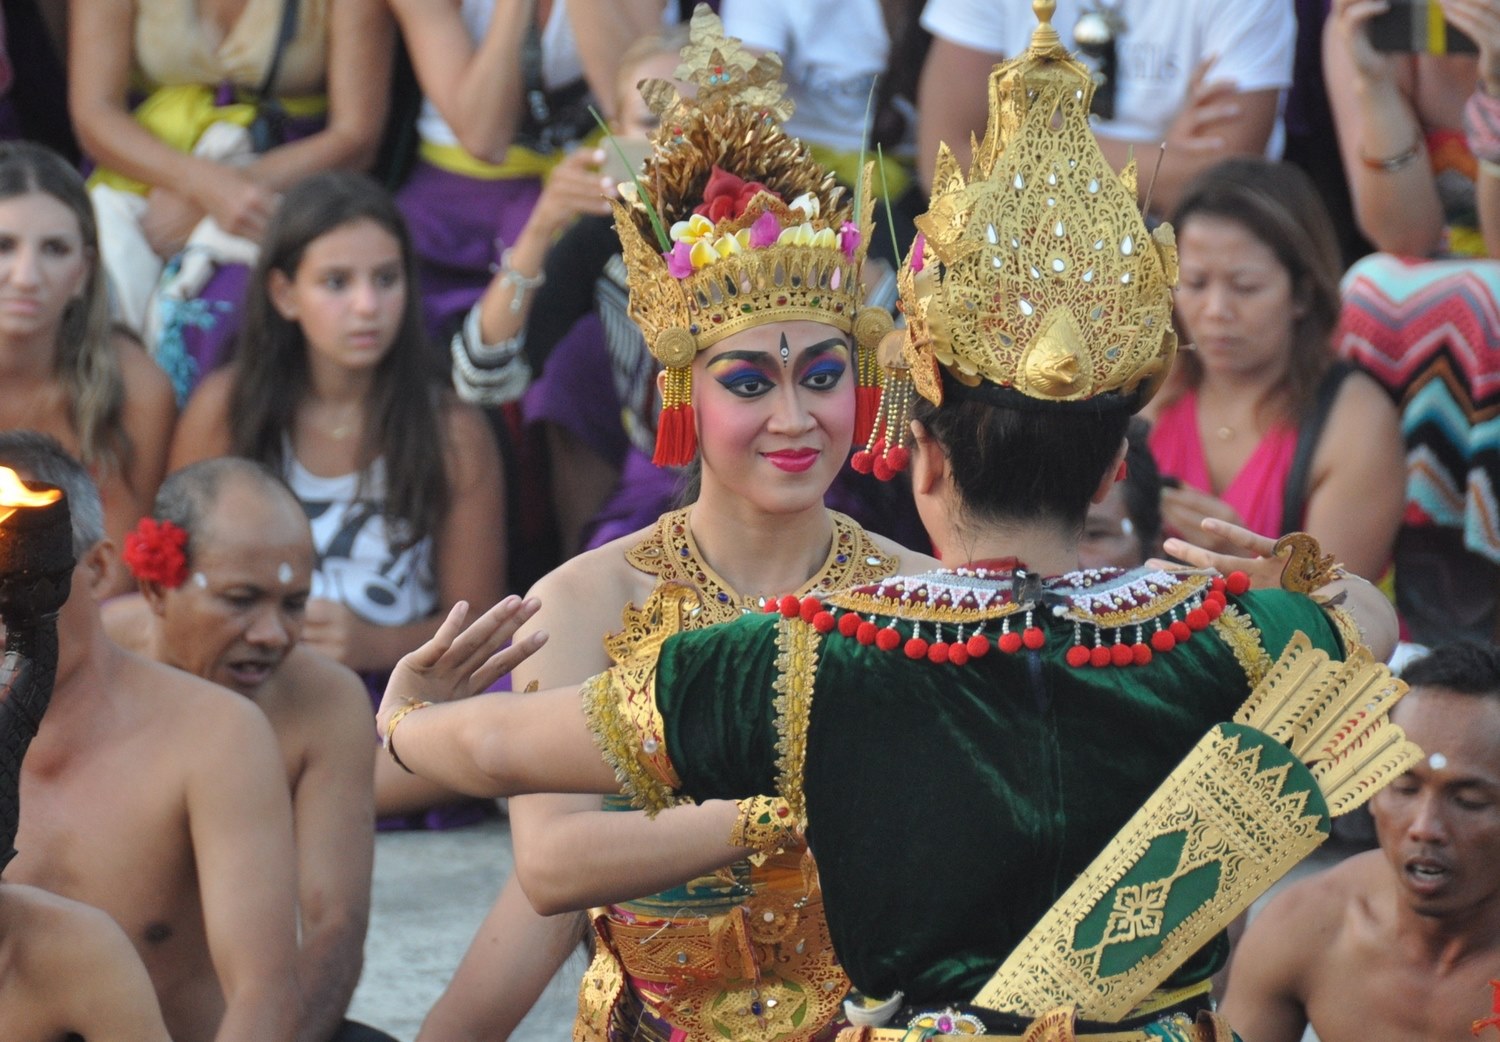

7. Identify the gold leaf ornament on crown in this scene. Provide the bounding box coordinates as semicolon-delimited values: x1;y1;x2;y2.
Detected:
609;5;890;467
856;0;1179;478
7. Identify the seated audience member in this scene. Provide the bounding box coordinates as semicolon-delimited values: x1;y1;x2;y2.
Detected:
1145;158;1403;582
169;172;504;826
70;0;394;389
386;0;668;340
0;884;172;1042
104;457;392;1042
1324;0;1500;258
0;141;176;595
1079;418;1163;571
1;431;300;1042
1223;639;1500;1041
915;0;1295;218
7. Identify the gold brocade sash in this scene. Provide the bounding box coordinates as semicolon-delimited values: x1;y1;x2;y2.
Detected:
575;844;849;1042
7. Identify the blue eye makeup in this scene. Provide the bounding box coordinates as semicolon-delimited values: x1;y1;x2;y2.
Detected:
713;365;775;398
800;359;847;390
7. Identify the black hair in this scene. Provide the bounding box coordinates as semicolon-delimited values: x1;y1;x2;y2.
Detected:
1120;416;1163;553
913;394;1131;531
1401;641;1500;700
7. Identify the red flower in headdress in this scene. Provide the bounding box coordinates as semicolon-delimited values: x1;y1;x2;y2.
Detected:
694;166;775;223
122;517;190;588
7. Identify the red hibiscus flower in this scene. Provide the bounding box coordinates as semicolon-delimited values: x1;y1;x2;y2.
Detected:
694;166;776;223
122;517;190;588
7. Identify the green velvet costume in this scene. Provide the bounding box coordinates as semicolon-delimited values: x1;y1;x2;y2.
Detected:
585;564;1351;1011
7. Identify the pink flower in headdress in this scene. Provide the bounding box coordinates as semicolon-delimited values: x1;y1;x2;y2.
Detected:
910;232;926;272
749;210;781;248
839;221;861;260
664;240;695;279
694;166;776;223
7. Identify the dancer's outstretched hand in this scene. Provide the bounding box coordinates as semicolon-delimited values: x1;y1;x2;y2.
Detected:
377;596;548;737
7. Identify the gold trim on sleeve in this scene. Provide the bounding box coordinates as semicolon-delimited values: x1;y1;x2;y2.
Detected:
582;665;683;816
1321;602;1365;654
772;616;821;822
1208;604;1272;689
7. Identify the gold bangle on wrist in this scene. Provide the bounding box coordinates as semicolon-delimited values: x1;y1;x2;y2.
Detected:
1273;532;1347;595
1359;138;1422;172
384;700;432;774
729;795;800;862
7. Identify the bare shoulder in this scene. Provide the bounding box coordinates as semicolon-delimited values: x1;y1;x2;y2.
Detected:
99;592;151;652
114;332;175;409
1325;368;1399;431
529;526;653;616
122;649;276;743
169;367;237;468
1250;850;1378;951
272;646;373;734
0;882;130;956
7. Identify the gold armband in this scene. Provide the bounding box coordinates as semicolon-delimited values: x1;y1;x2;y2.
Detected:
729;795;801;862
383;700;432;774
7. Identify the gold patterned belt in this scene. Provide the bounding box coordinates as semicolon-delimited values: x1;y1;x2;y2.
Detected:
834;1003;1231;1042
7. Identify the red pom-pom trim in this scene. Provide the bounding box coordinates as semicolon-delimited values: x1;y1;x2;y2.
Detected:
122;517;190;588
856;621;878;645
1151;629;1177;653
812;611;836;634
1226;571;1251;596
1203;597;1224;621
927;641;949;664
838;612;861;637
1186;608;1210;631
872;457;895;482
1170;620;1192;642
850;450;874;474
1090;646;1112;668
875;626;901;651
966;634;991;658
799;596;822;623
1022;626;1046;650
947;643;970;666
904;637;929;659
1132;642;1152;666
998;631;1023;654
1210;576;1227;594
777;595;800;618
1111;643;1134;667
1066;645;1091;668
885;446;910;472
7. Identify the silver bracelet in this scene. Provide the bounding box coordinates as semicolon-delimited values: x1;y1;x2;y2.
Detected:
450;306;532;406
492;247;546;313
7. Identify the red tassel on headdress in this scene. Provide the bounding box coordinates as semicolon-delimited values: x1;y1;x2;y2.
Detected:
653;366;698;467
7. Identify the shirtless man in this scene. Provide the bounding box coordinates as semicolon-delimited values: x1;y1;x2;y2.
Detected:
1;432;300;1042
1223;640;1500;1042
0;883;172;1041
105;457;388;1042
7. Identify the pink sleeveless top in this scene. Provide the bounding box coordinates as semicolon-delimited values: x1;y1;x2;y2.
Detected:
1148;389;1300;539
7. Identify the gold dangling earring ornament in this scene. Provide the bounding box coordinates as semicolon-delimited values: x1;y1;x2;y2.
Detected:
654;364;697;466
851;328;916;480
851;307;894;447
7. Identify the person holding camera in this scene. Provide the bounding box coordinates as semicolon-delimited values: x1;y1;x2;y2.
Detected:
1325;0;1500;258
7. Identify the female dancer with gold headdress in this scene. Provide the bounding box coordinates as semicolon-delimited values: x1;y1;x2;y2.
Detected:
417;10;933;1041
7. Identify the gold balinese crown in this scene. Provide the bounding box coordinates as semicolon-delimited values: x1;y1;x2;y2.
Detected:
855;0;1178;477
611;5;889;466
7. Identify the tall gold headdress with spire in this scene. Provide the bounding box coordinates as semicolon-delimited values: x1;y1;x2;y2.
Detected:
612;5;889;467
855;0;1179;478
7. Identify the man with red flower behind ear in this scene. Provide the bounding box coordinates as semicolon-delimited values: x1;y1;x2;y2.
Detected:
0;433;301;1042
106;457;396;1042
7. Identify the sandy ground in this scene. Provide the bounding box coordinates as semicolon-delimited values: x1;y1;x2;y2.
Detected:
348;816;582;1041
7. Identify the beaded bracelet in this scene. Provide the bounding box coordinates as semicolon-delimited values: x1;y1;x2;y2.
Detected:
491;247;546;314
383;700;432;774
1359;138;1422;172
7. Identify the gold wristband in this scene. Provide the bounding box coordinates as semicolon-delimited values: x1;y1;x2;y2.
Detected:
384;700;432;774
729;795;800;861
1273;532;1347;595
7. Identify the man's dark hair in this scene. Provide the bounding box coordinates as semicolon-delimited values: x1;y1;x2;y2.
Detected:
0;431;105;556
1401;641;1500;699
152;458;302;569
1120;417;1163;553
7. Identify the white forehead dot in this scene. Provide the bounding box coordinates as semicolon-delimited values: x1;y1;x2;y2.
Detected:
278;562;294;583
1428;752;1448;771
193;572;209;588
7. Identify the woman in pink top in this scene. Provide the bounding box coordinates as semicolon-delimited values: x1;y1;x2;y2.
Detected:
1145;158;1403;581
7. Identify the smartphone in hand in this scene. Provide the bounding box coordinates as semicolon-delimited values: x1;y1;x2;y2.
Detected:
1368;0;1477;53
